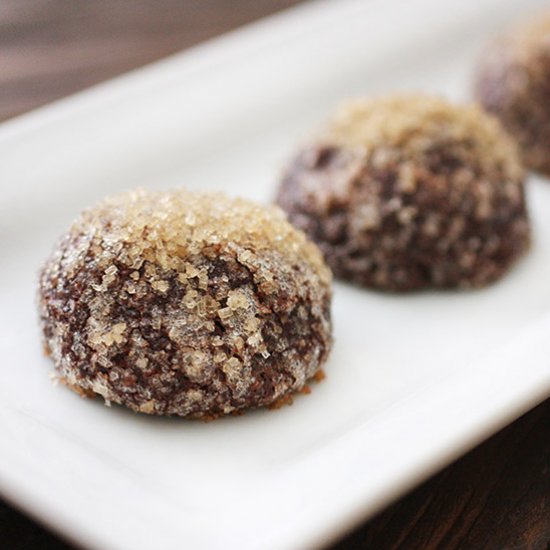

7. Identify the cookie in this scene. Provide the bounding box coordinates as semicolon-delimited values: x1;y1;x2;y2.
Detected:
276;95;529;290
39;189;332;418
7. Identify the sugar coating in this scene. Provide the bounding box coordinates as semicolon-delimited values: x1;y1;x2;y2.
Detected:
276;94;530;291
324;95;522;180
39;189;332;418
474;14;550;176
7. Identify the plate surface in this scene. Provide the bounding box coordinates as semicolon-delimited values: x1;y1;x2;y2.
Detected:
1;0;550;548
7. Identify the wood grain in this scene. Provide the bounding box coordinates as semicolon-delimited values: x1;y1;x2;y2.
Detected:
0;0;302;121
1;1;549;549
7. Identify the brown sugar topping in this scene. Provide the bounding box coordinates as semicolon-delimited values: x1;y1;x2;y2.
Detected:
77;188;330;287
324;95;522;180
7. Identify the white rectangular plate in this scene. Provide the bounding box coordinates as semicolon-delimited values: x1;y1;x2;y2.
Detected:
1;0;550;548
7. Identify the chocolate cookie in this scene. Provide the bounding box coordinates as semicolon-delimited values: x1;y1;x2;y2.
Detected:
39;189;332;418
474;15;550;176
276;95;529;291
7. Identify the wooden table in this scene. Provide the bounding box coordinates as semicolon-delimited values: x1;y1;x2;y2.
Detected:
2;2;549;548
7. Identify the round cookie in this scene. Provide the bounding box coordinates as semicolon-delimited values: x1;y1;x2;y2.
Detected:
276;95;530;291
474;15;550;175
39;189;332;418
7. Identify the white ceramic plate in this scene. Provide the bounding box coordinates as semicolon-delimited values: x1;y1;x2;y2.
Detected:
1;0;550;548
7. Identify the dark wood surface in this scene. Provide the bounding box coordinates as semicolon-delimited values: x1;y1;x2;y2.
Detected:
1;2;549;549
